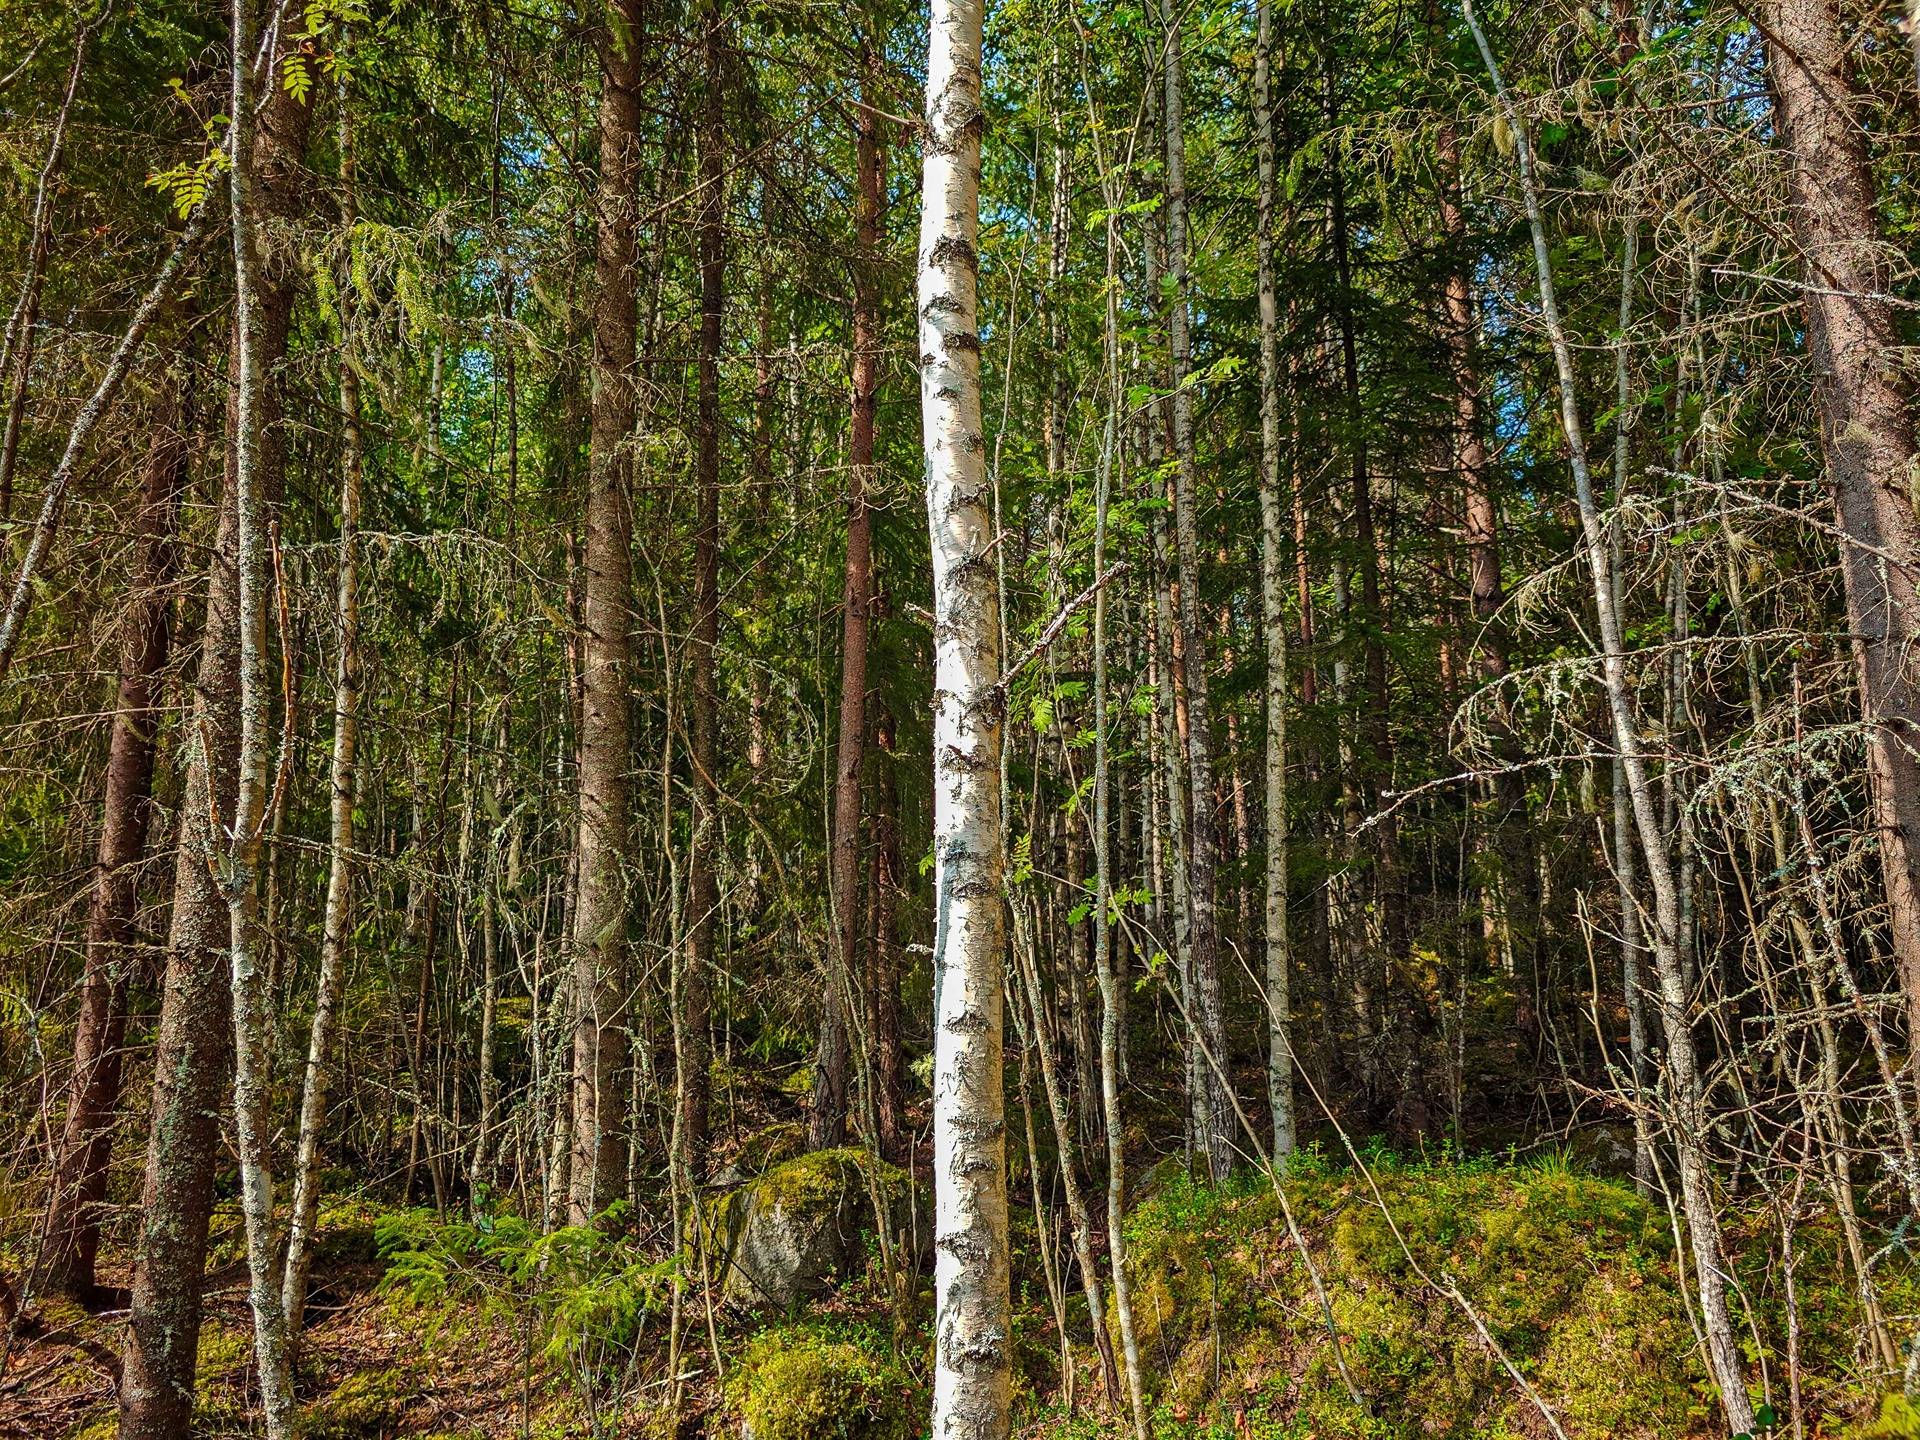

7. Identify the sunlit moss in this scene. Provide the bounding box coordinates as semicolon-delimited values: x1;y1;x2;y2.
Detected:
725;1324;917;1440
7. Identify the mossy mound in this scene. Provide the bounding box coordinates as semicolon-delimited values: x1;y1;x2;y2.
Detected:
725;1325;918;1440
714;1120;808;1186
752;1146;906;1213
1120;1156;1711;1439
303;1365;421;1439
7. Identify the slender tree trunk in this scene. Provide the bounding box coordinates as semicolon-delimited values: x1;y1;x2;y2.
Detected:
119;33;310;1437
1159;0;1232;1179
1605;219;1656;1194
1253;0;1295;1160
0;206;206;683
39;358;189;1302
0;20;85;524
1325;85;1407;976
1612;760;1654;1190
569;0;643;1223
1461;6;1753;1427
814;41;882;1151
920;3;1010;1434
221;0;298;1420
1012;919;1122;1406
869;710;906;1164
683;6;727;1180
1764;0;1920;1045
281;82;368;1343
1075;38;1151;1426
1434;104;1535;974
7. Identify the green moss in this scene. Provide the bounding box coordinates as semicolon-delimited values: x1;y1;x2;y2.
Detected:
1847;1396;1920;1439
720;1121;808;1179
726;1326;918;1440
197;1321;252;1383
302;1365;421;1439
1118;1158;1716;1439
753;1147;909;1215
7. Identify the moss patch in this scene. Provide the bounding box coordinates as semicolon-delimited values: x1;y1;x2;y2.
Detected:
725;1325;917;1440
753;1147;909;1214
303;1365;421;1439
1120;1156;1716;1439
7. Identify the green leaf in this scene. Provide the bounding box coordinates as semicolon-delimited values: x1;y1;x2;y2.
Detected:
281;52;312;104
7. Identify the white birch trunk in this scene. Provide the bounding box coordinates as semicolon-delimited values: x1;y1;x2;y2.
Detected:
920;3;1010;1435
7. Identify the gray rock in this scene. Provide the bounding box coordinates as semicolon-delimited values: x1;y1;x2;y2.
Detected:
698;1147;920;1311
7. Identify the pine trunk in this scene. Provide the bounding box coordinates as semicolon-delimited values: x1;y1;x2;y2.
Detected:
568;0;643;1223
1765;0;1920;1043
40;359;188;1301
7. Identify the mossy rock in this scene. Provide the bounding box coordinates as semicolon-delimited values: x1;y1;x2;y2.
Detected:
1117;1159;1717;1439
302;1365;420;1439
713;1121;808;1187
702;1147;920;1312
725;1325;917;1440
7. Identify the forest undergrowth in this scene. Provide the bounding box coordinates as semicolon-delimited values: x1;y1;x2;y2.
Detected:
9;1051;1920;1440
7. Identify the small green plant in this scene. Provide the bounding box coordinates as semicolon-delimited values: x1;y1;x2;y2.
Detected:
377;1203;671;1376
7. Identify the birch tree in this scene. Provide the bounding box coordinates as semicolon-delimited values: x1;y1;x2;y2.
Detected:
221;0;296;1424
920;1;1011;1434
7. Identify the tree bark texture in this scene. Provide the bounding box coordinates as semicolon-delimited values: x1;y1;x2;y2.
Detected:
920;1;1012;1434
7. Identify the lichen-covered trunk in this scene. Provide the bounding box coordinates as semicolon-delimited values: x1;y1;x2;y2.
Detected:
0;202;204;685
39;360;187;1302
282;85;368;1343
1252;0;1294;1162
221;0;296;1424
569;0;643;1223
869;711;907;1165
920;2;1010;1434
119;30;309;1437
1765;0;1920;1045
0;21;83;522
1159;0;1232;1180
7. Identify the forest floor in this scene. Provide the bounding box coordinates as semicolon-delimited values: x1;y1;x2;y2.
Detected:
6;1054;1919;1439
10;1143;1920;1440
